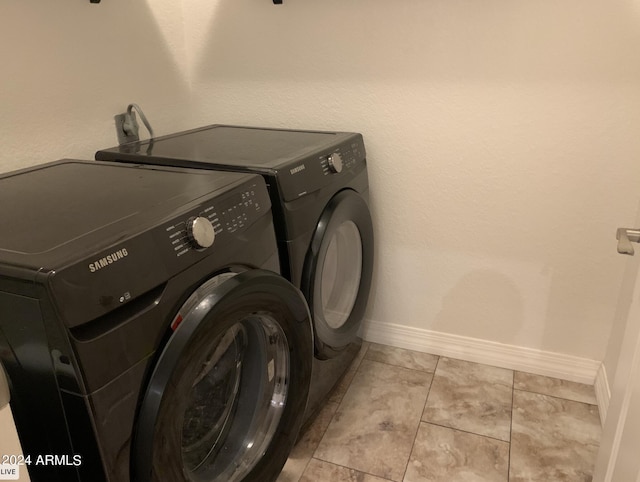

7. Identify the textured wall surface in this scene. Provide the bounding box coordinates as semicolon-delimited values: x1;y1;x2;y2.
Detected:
2;0;640;364
0;0;191;172
183;0;640;361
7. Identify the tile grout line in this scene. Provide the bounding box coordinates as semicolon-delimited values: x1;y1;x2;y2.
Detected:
309;456;396;482
512;387;599;407
399;355;441;482
293;343;600;481
295;454;313;482
419;420;511;445
331;343;371;405
301;344;599;481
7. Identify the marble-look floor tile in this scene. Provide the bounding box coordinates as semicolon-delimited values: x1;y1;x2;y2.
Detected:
404;423;509;482
300;459;391;482
422;358;513;441
278;401;339;482
510;389;601;481
329;341;371;404
315;359;432;481
365;343;439;373
514;371;597;405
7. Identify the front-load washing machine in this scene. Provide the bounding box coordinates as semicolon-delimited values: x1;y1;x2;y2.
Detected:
0;160;313;482
96;125;374;418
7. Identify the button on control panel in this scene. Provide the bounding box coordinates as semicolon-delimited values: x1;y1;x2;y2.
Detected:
187;216;215;249
164;183;263;259
320;144;361;176
222;188;260;233
326;152;343;173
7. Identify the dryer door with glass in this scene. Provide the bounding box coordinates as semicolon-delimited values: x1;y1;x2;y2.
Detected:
133;270;313;482
302;189;374;359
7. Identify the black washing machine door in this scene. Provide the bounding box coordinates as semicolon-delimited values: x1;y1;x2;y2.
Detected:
302;189;374;359
133;270;312;482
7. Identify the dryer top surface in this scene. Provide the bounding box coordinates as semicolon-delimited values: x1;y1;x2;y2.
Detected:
97;125;361;172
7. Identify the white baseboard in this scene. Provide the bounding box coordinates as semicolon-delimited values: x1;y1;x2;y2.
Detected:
360;319;600;385
594;363;611;426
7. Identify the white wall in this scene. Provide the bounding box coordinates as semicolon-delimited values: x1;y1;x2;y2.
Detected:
2;0;638;471
182;0;640;363
0;0;191;173
1;0;640;366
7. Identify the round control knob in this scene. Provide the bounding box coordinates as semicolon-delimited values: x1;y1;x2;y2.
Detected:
327;153;343;174
187;217;215;249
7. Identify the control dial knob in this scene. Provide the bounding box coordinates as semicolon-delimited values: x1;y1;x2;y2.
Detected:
187;216;215;249
327;152;343;174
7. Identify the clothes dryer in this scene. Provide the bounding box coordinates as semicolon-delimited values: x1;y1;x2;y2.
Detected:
96;125;374;417
0;160;313;482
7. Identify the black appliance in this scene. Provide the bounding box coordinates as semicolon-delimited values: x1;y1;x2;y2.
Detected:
96;125;374;418
0;160;313;482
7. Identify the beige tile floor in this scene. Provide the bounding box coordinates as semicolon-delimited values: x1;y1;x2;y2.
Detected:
278;342;602;482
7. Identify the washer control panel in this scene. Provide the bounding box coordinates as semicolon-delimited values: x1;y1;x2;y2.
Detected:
50;171;271;329
163;181;265;260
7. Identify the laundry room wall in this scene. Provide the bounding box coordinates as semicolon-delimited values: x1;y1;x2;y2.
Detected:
0;1;192;465
1;0;639;385
0;0;191;173
181;0;640;378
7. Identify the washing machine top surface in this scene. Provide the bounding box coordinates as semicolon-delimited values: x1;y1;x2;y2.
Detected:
96;125;367;202
0;160;262;270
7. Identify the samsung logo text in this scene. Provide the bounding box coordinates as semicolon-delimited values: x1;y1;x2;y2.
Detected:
290;164;306;175
89;248;129;273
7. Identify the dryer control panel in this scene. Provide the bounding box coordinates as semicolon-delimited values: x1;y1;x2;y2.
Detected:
277;132;366;202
